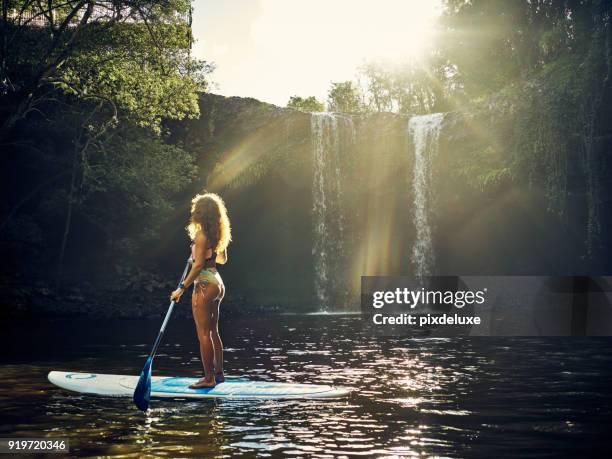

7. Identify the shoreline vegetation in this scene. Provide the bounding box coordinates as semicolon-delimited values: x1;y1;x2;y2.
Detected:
1;278;284;319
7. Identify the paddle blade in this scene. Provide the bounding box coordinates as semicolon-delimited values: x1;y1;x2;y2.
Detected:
133;356;153;411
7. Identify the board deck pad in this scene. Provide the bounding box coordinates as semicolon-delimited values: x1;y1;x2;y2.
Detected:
48;371;351;399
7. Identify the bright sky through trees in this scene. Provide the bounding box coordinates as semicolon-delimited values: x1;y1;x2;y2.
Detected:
192;0;441;106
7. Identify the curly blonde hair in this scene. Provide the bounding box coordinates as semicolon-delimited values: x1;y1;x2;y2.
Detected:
186;192;232;252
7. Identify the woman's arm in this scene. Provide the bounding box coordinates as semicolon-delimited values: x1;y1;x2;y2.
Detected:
216;248;228;265
170;231;207;302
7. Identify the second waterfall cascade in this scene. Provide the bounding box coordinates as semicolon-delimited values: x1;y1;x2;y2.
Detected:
311;112;355;311
408;113;444;281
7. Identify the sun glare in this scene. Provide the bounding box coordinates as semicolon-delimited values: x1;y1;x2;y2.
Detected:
251;0;441;61
193;0;442;104
352;0;441;60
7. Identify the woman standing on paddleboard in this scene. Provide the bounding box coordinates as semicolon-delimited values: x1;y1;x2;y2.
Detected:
170;192;231;389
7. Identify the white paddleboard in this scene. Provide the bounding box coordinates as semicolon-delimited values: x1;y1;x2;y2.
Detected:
48;371;351;399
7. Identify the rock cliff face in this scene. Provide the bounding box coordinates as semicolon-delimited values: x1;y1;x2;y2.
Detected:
166;93;610;311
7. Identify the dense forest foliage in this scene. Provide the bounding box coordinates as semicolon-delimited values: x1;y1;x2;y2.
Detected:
0;0;212;292
1;0;611;315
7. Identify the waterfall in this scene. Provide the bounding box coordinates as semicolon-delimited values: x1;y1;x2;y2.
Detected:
408;113;444;281
311;113;354;310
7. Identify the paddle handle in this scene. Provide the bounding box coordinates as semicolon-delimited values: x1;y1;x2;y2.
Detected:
150;254;192;357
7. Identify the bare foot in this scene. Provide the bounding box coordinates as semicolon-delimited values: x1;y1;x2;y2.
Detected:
215;372;225;383
189;377;216;389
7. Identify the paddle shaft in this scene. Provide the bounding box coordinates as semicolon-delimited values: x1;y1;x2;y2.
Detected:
149;255;192;358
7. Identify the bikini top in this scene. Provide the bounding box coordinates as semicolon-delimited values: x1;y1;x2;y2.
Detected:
190;242;217;267
206;250;217;265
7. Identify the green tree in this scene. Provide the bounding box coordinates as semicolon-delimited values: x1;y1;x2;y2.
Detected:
438;0;575;99
286;95;325;112
0;0;211;283
326;81;364;113
357;59;450;115
358;62;392;112
0;0;211;137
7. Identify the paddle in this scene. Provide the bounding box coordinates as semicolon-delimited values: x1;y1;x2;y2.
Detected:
133;254;192;411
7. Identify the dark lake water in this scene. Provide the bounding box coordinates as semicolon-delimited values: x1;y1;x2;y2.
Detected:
1;313;611;458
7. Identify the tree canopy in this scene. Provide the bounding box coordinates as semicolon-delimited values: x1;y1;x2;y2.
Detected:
327;81;364;113
287;95;325;112
0;0;212;135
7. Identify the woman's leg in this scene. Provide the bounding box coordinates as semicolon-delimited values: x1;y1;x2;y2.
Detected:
210;299;224;380
191;282;221;388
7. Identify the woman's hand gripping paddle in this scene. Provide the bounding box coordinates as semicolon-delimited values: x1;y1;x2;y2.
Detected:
133;255;192;411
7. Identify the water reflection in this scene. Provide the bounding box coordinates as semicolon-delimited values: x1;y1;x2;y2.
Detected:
0;315;611;457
